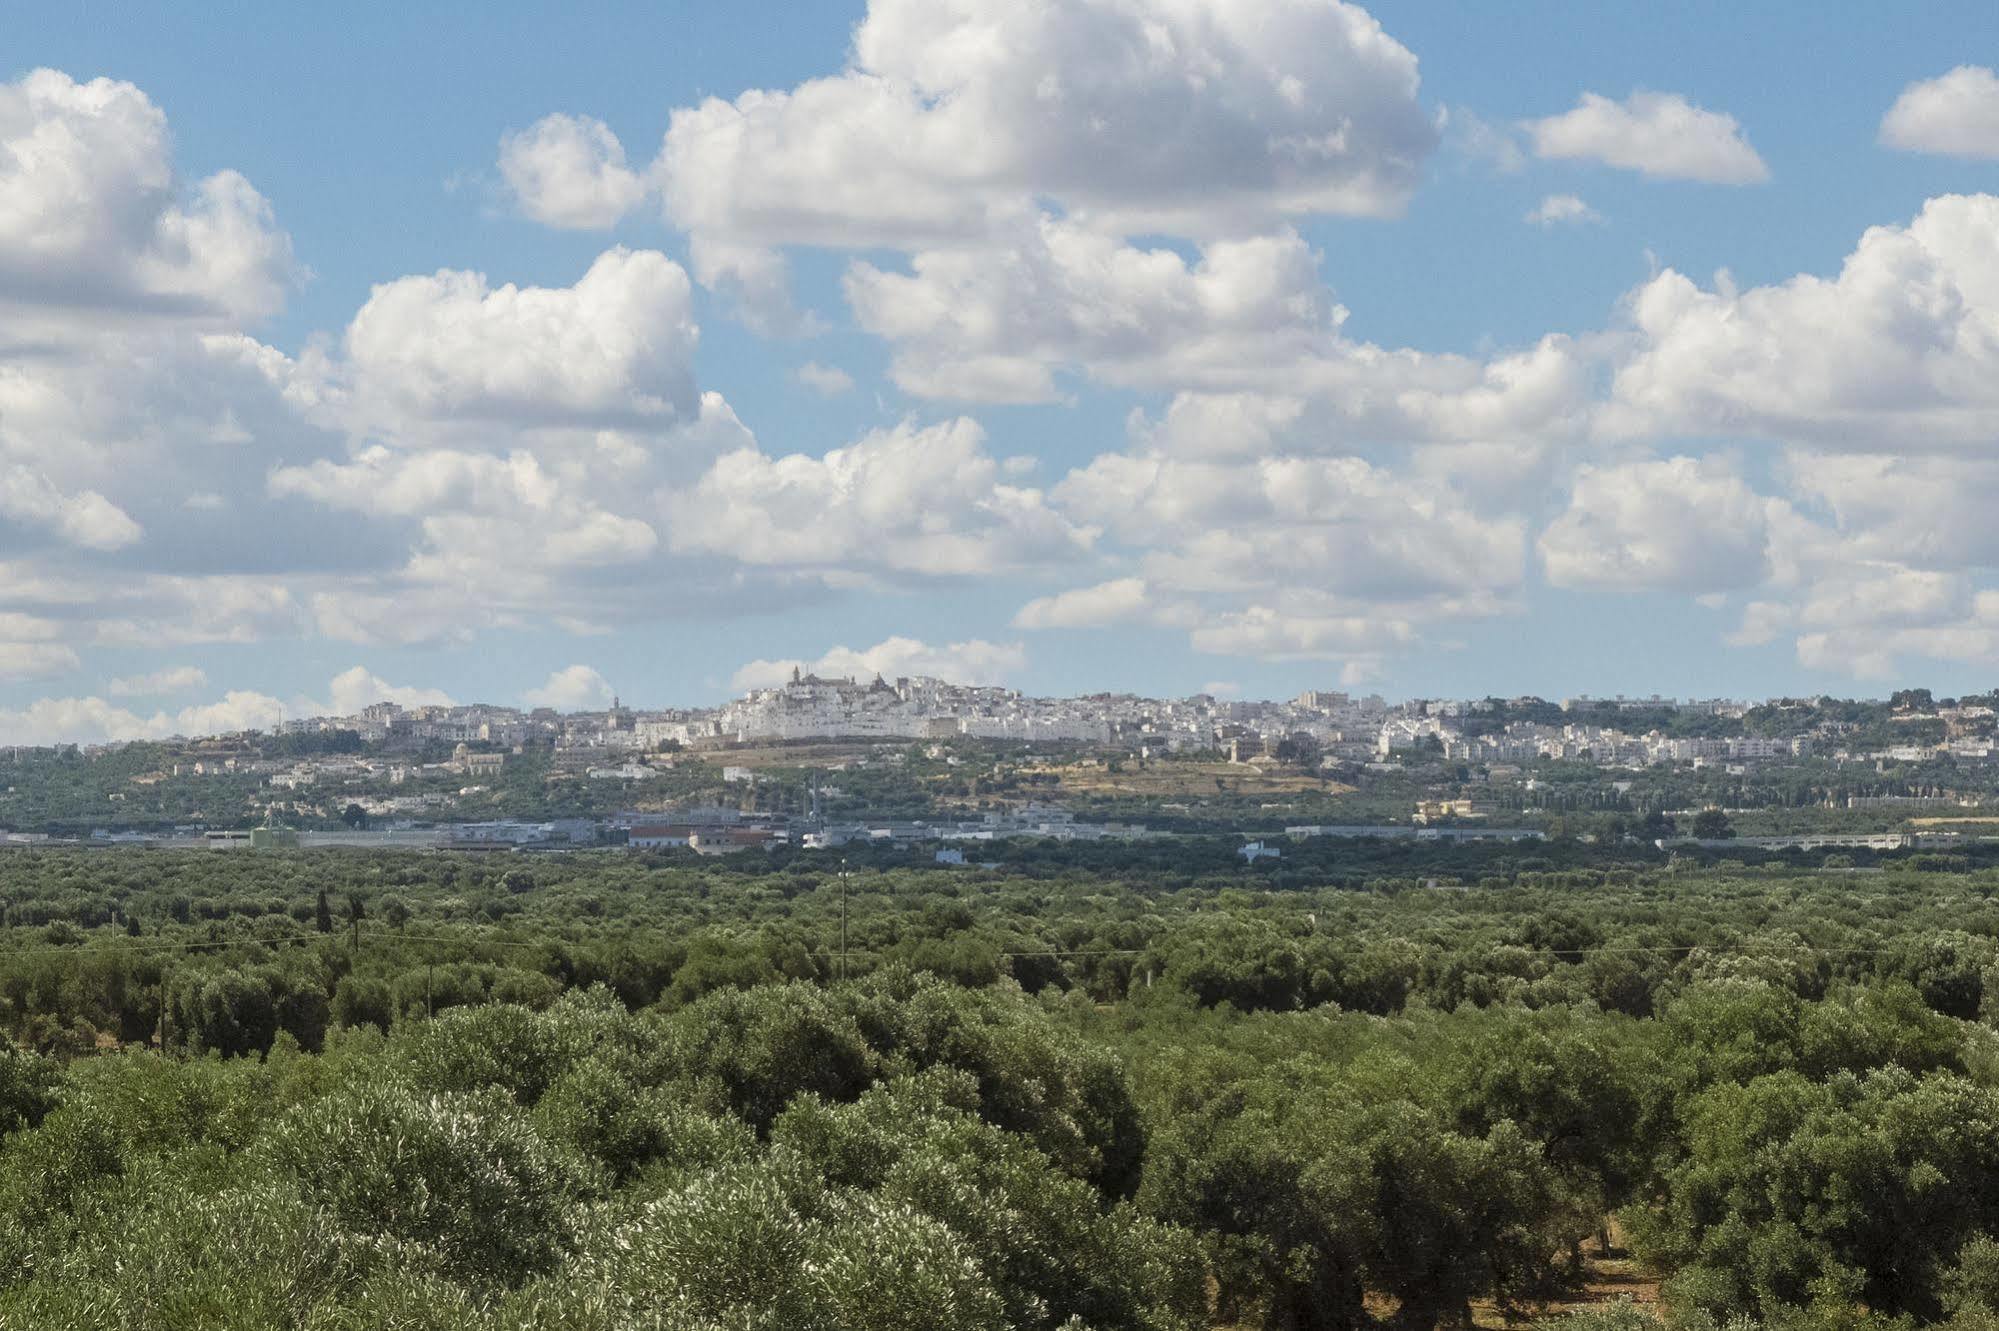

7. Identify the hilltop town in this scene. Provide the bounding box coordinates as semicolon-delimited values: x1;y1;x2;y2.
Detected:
2;676;1995;856
169;674;1999;769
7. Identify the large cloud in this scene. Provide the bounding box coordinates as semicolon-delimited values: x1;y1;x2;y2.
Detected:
1560;194;1999;680
269;444;659;581
260;255;764;642
656;0;1436;251
1781;572;1999;681
668;418;1092;579
846;222;1342;402
0;691;272;746
499;114;649;228
1539;457;1783;592
0;326;372;589
1699;447;1999;680
340;247;699;430
0;564;390;696
848;216;1593;432
0;67;403;688
523;664;616;710
482;0;1437;323
1056;451;1523;598
0;69;295;326
0;696;259;747
1605;194;1999;447
1785;452;1999;570
1019;444;1523;673
1880;66;1999;160
311;666;455;717
0;69;326;587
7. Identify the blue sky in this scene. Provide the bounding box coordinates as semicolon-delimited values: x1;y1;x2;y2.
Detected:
2;2;1998;738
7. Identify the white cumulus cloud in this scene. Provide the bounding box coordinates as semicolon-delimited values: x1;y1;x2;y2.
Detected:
669;418;1092;578
846;220;1345;403
0;690;296;746
0;69;297;326
1023;444;1525;675
1527;90;1768;184
656;0;1438;261
341;247;699;429
499;113;649;228
524;664;616;710
1539;456;1783;593
0;697;176;747
1880;66;1999;159
312;666;456;717
1605;193;1999;447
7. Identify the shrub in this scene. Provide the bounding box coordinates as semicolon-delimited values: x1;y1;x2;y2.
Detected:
256;1082;584;1287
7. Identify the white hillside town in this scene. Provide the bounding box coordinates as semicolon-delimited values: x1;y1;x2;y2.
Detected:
278;678;1974;772
12;677;1990;857
52;676;1993;779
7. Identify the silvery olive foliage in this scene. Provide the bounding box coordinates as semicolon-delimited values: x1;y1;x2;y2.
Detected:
9;852;1999;1330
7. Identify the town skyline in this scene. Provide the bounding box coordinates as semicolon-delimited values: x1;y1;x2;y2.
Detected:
11;671;1976;857
13;669;1979;855
14;664;1979;752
